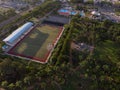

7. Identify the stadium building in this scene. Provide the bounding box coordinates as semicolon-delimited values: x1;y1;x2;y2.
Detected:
43;15;70;26
3;22;34;47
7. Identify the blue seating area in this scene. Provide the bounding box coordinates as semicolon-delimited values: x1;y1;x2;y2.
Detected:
58;9;77;16
58;9;85;17
58;9;69;13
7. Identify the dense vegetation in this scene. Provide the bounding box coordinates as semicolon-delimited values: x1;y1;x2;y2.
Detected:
68;16;120;90
51;16;120;90
0;9;120;90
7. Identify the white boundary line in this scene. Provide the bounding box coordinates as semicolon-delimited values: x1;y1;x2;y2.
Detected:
6;53;46;64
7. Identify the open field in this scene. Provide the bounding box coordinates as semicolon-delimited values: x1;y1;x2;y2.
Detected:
8;24;63;63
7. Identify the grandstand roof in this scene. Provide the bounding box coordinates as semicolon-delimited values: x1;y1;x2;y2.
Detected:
43;15;70;25
3;22;33;44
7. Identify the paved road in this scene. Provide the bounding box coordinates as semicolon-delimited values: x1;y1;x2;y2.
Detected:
0;1;43;29
0;15;21;28
0;7;57;39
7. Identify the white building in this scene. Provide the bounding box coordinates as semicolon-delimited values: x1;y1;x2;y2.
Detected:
3;22;34;46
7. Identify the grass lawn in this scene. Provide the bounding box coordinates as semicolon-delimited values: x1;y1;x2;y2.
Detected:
95;40;120;63
11;24;60;59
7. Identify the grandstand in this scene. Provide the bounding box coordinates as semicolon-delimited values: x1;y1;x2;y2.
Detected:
43;15;70;26
3;22;34;46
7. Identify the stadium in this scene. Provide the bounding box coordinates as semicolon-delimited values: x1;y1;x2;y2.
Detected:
3;16;69;63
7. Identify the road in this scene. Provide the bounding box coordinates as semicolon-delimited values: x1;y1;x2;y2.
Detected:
0;15;21;28
98;8;120;22
0;7;57;39
96;5;120;22
0;10;32;39
0;9;34;29
0;4;42;39
0;1;42;29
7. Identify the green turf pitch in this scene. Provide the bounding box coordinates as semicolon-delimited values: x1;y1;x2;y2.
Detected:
12;25;60;59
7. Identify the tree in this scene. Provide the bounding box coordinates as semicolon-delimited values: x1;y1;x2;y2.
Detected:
1;81;8;88
79;60;88;68
116;36;120;43
8;83;15;90
102;65;109;71
40;82;46;90
23;76;31;85
15;81;22;88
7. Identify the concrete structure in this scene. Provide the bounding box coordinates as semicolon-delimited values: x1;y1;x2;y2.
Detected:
43;15;70;25
3;22;33;46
